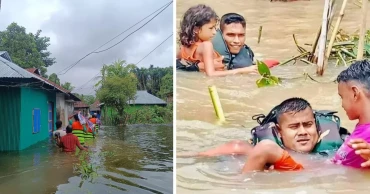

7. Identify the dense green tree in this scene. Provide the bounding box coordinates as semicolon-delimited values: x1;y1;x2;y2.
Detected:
158;73;173;99
132;65;172;97
48;73;60;85
96;61;137;123
0;22;55;77
61;82;74;91
32;29;56;67
72;93;96;105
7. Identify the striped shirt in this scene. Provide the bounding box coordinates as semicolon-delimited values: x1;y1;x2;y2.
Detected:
60;133;82;152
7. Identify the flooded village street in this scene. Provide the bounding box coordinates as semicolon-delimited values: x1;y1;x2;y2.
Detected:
0;124;173;194
0;0;174;193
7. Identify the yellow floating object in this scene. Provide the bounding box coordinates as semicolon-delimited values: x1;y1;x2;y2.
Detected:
208;86;225;122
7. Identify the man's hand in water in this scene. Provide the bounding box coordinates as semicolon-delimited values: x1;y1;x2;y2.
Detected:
348;138;370;167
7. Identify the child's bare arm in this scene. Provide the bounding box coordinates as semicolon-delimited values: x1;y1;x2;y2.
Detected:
241;140;283;173
200;41;258;77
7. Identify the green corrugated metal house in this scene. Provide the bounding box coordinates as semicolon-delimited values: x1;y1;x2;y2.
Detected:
0;51;67;151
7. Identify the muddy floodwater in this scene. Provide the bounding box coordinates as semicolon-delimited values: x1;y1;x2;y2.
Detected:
176;0;370;193
0;124;173;194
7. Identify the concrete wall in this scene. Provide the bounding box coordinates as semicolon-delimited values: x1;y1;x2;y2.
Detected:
19;87;56;150
56;93;67;127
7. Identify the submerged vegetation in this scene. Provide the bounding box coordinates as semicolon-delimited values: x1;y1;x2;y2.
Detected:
73;151;116;182
281;30;370;67
73;151;99;182
256;29;370;88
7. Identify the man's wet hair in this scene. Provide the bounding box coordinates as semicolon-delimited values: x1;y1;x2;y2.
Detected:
73;114;79;121
220;13;246;31
66;125;72;133
92;114;96;118
336;59;370;91
179;4;219;47
56;120;62;129
276;97;312;122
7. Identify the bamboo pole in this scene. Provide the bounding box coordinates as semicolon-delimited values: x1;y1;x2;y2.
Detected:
258;26;263;44
326;0;348;60
357;0;368;60
208;86;225;122
309;25;321;63
317;0;331;75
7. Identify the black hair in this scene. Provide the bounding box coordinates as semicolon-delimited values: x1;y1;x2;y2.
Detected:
55;120;62;129
73;114;79;121
92;114;96;118
66;125;72;133
336;59;370;91
179;4;219;47
276;97;312;123
220;13;246;31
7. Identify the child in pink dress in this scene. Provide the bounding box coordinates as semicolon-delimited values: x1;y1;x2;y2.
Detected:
331;59;370;168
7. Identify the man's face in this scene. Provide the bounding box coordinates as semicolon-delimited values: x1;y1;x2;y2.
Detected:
221;23;246;54
277;107;318;153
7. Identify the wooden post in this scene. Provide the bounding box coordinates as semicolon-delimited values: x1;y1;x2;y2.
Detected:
317;0;331;75
326;0;348;59
357;0;368;60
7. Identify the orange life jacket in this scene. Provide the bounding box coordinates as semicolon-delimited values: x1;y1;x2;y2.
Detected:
72;121;83;130
180;42;224;72
89;118;97;124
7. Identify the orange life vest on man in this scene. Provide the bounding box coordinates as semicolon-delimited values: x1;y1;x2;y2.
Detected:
89;118;97;124
72;121;84;130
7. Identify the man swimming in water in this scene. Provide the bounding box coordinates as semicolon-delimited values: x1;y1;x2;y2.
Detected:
179;97;348;173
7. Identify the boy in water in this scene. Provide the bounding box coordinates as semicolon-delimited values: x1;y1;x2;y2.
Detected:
332;59;370;168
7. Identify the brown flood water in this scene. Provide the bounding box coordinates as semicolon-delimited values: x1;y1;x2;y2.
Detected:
176;0;370;193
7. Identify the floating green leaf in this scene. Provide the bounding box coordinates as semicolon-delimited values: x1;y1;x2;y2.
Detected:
257;60;271;76
256;76;280;88
270;76;280;83
256;78;270;88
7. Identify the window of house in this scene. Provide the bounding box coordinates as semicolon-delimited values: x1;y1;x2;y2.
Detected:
33;108;41;134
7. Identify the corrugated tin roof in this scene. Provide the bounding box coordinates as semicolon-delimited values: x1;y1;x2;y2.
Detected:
90;100;101;111
128;90;167;105
74;101;90;108
0;51;12;62
26;68;70;93
0;52;67;94
26;68;39;75
0;56;36;78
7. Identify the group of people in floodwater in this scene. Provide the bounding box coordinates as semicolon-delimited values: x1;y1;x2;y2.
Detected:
176;4;370;173
53;112;101;152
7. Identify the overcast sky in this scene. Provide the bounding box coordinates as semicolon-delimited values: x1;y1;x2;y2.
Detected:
0;0;173;95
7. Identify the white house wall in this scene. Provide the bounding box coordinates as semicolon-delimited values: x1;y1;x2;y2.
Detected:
56;93;67;127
